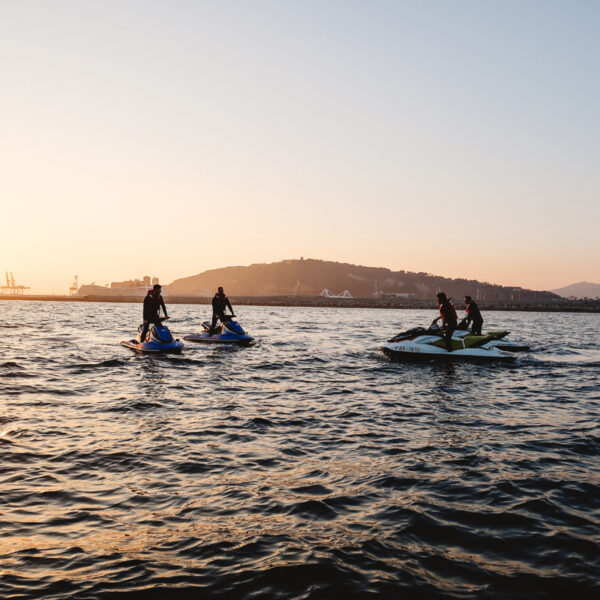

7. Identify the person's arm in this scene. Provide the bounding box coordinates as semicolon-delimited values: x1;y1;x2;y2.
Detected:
143;296;150;322
161;297;168;318
226;298;234;315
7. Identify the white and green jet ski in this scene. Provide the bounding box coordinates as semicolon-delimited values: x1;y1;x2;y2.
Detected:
380;324;518;362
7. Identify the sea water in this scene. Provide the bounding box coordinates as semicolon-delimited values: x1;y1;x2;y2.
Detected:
1;301;599;599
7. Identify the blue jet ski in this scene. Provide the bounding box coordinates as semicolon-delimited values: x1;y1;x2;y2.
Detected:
184;315;254;346
121;319;184;354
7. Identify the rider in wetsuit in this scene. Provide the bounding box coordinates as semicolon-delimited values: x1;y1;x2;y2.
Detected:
432;292;458;352
140;284;168;343
210;286;235;335
464;295;483;335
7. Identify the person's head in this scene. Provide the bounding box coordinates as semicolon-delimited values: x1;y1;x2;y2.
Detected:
464;295;472;304
436;292;447;303
217;286;224;295
153;283;161;296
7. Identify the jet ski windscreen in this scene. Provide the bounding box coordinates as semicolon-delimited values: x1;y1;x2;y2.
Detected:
226;321;246;335
152;325;173;344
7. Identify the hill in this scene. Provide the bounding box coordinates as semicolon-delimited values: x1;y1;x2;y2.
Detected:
167;259;559;303
552;281;600;299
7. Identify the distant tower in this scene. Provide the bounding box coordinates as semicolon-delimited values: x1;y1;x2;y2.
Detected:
70;276;79;296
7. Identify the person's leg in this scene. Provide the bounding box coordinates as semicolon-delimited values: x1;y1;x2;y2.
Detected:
140;320;149;343
443;327;451;351
446;325;456;351
141;317;160;342
209;314;219;335
473;319;483;336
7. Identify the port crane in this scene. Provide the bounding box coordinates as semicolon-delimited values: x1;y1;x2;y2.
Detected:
1;272;30;295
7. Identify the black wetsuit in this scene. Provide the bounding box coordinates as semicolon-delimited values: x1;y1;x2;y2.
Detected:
140;293;166;343
466;300;483;336
211;293;233;333
440;301;458;351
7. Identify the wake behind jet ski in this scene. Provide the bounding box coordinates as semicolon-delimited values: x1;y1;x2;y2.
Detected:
121;318;184;354
184;315;254;346
380;323;517;362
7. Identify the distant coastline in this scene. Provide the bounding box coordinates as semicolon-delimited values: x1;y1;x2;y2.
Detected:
2;294;600;313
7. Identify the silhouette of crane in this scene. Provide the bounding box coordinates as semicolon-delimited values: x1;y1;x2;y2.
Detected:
1;272;29;295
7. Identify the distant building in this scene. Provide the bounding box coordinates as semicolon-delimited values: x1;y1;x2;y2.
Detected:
78;276;166;297
111;276;151;289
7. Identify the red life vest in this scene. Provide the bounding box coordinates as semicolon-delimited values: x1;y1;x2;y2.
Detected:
439;301;458;323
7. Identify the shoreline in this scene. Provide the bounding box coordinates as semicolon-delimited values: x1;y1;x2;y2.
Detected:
2;294;599;313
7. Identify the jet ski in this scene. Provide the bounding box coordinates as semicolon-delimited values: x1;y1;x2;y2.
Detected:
121;319;184;354
183;315;254;346
380;324;516;362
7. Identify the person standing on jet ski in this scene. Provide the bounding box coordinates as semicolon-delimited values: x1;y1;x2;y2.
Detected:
140;284;169;344
464;295;483;335
210;286;235;335
432;292;458;352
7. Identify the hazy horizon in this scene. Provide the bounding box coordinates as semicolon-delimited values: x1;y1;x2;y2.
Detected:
4;256;599;296
2;1;599;294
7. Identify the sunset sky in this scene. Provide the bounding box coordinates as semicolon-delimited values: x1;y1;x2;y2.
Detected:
2;1;599;294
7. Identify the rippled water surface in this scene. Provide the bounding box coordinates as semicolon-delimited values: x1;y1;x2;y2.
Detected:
1;301;599;599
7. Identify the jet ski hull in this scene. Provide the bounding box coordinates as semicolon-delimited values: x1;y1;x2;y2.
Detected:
121;339;184;354
183;332;254;346
380;342;516;362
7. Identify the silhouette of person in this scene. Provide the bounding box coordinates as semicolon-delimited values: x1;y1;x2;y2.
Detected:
464;295;483;335
432;292;458;352
210;286;235;335
140;284;168;343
